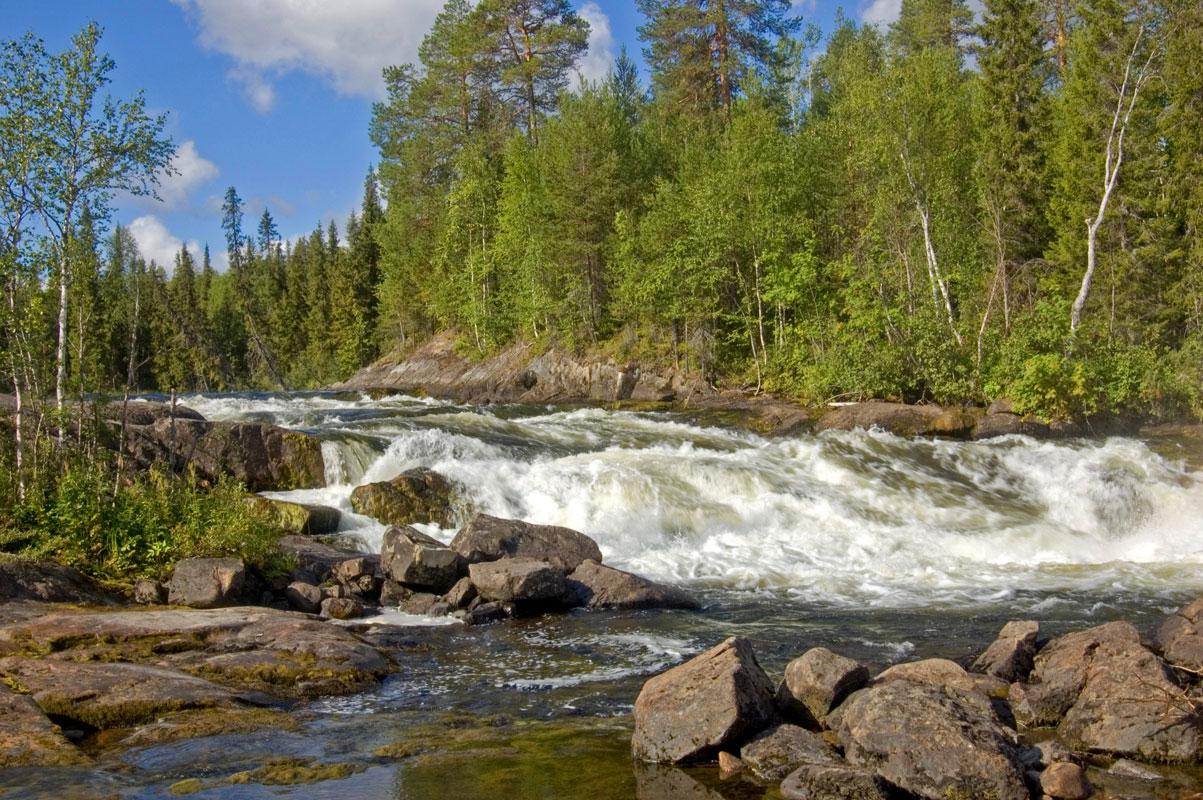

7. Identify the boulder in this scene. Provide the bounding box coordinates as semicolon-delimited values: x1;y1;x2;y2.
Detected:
378;579;408;607
0;684;90;767
567;560;701;610
462;601;513;626
277;534;374;587
738;723;842;780
834;679;1028;800
167;558;248;608
468;559;571;605
133;579;167;605
632;636;777;764
922;407;984;438
443;577;477;609
776;647;869;729
815;402;942;436
451;513;602;573
349;467;457;526
1149;596;1203;671
0;558;117;605
1040;762;1092;800
332;557;379;599
244;494;340;534
973;412;1051;440
780;764;891;800
104;400;206;426
873;657;1004;697
0;656;254;730
320;597;364;620
284;581;322;613
380;525;460;592
972;620;1040;682
399;592;441;615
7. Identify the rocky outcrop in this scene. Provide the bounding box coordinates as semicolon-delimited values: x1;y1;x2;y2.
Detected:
451;513;603;573
243;494;340;534
972;620;1040;682
0;558;117;605
632;637;777;764
776;647;869;729
380;525;460;592
0;684;90;767
567;560;701;610
168;558;249;608
350;467;458;527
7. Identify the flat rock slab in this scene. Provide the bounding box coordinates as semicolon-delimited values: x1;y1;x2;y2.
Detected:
633;636;776;764
568;559;700;610
0;684;90;767
0;656;251;730
451;513;602;573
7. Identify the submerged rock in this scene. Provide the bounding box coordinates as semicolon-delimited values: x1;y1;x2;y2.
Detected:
632;636;776;764
567;560;700;610
349;467;457;527
451;513;602;573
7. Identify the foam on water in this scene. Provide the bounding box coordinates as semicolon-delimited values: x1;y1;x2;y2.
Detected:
226;394;1203;610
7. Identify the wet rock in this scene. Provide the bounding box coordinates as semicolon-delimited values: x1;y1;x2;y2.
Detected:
1149;596;1203;671
1041;762;1092;800
567;560;700;611
168;558;248;608
468;559;571;605
399;592;441;615
380;525;460;592
834;679;1028;800
349;467;457;526
815;402;942;436
277;535;370;585
1107;759;1165;781
443;577;477;609
780;763;891;800
462;601;513;625
320;597;364;620
973;620;1041;682
0;558;117;605
973;412;1052;440
0;657;254;729
104;399;206;426
776;647;869;729
451;513;602;573
924;407;985;438
133;579;168;605
0;684;90;767
632;636;776;764
738;723;842;780
283;582;322;614
717;751;743;775
243;494;340;534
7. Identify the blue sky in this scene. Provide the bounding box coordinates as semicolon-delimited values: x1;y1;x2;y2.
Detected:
4;0;902;272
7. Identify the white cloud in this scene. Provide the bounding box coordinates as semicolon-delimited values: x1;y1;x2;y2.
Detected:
128;215;205;274
575;3;616;88
124;140;219;213
170;0;444;110
861;0;902;27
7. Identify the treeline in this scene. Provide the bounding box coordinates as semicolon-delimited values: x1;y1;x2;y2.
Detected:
369;0;1203;418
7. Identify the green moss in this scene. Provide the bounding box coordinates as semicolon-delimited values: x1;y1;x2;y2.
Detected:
35;696;224;731
227;757;360;786
168;778;205;795
186;653;376;698
118;708;301;747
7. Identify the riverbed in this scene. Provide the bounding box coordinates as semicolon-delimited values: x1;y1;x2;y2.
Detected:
4;391;1201;799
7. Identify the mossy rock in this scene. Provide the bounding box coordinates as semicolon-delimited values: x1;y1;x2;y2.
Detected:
244;495;340;534
228;757;360;786
350;467;459;526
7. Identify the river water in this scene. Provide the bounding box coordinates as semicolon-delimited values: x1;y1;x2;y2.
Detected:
6;391;1203;799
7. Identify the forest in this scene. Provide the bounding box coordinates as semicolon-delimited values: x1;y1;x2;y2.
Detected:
3;0;1203;424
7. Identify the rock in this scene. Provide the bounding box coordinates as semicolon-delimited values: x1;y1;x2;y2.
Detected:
133;579;168;605
987;398;1014;415
349;467;457;526
320;597;364;620
815;402;942;436
167;558;248;609
923;407;984;438
780;764;892;800
0;684;90;767
399;592;441;615
717;751;743;775
244;494;340;534
973;620;1041;682
1149;596;1203;671
1036;740;1077;767
872;658;988;694
633;761;724;800
378;580;408;607
451;513;602;573
463;601;513;625
442;577;477;609
738;723;842;780
0;558;117;605
0;656;254;729
283;582;322;614
468;559;571;605
1107;759;1165;781
277;535;372;585
380;525;460;592
632;636;777;764
104;399;206;427
567;560;700;610
835;679;1028;800
332;557;376;584
776;647;869;729
1041;762;1092;800
973;412;1052;440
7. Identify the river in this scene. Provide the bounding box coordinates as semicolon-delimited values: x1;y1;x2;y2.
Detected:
7;391;1203;799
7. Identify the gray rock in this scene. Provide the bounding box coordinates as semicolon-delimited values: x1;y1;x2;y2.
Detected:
378;579;408;607
284;581;322;614
320;597;364;620
835;679;1028;800
1040;762;1092;800
463;601;513;626
632;636;776;764
133;579;167;605
468;559;571;605
738;723;841;780
0;684;90;767
442;577;477;609
776;647;869;729
0;559;117;605
380;525;460;592
277;535;371;585
780;764;891;800
399;592;440;615
567;560;700;610
451;513;602;573
332;557;376;583
1148;596;1203;671
973;620;1040;682
167;558;247;608
1107;759;1166;781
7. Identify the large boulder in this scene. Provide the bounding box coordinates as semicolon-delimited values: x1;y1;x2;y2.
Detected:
1149;596;1203;671
468;558;570;605
738;723;842;780
972;620;1040;683
349;467;458;527
243;494;340;534
567;560;700;610
632;637;777;764
0;684;90;767
833;679;1028;800
451;513;602;573
380;525;460;592
815;402;942;436
776;647;869;729
167;558;248;608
